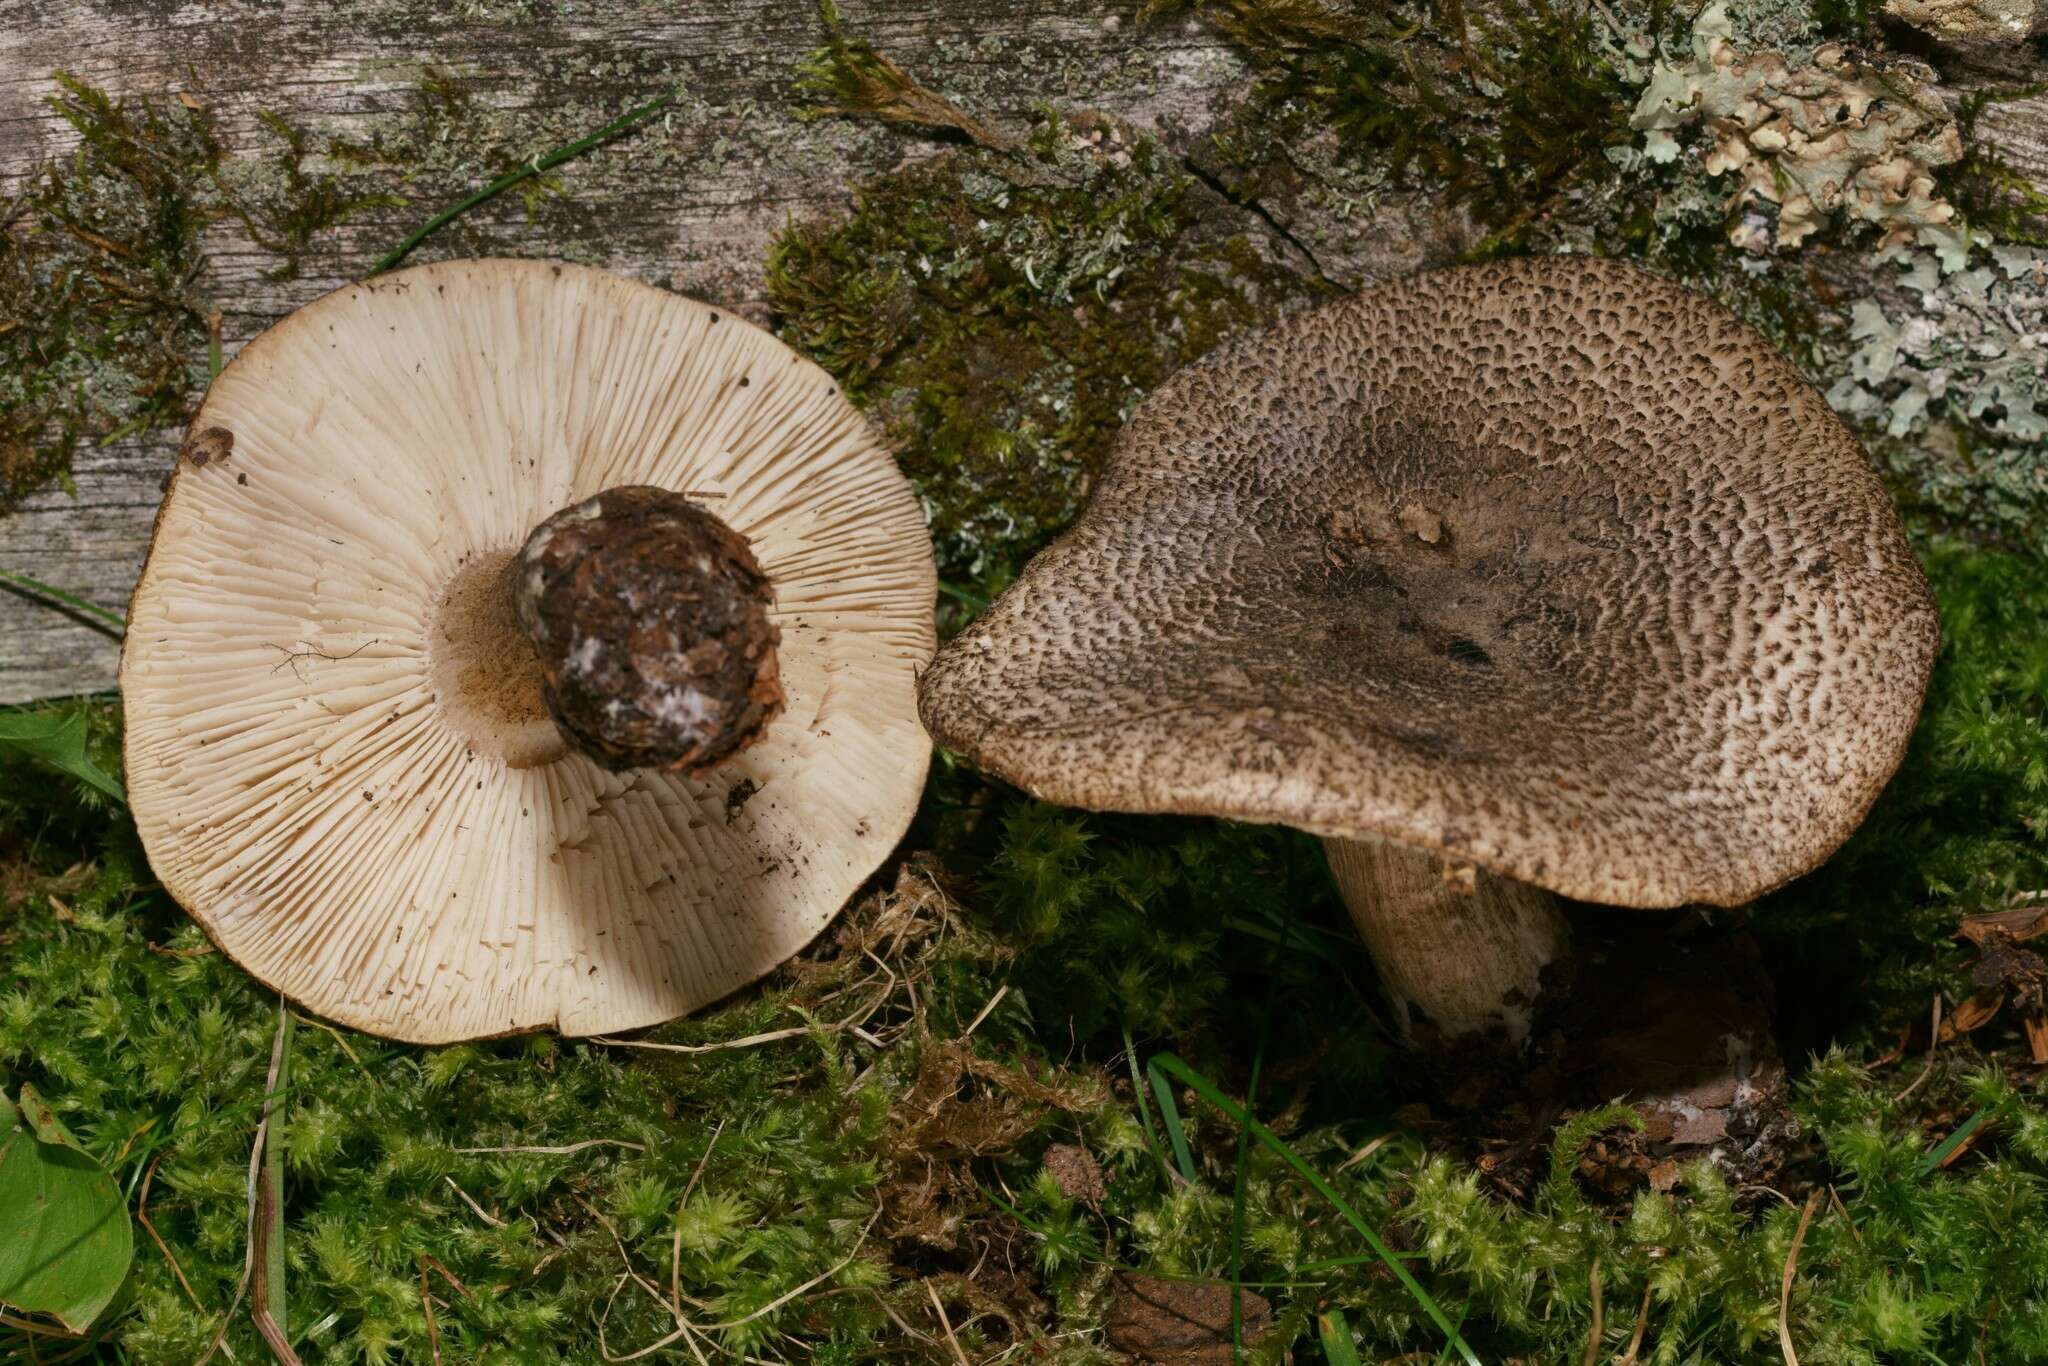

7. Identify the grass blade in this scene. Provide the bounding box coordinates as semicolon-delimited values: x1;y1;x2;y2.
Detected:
0;570;126;635
1147;1052;1479;1366
371;89;678;276
1146;1061;1197;1184
1123;1023;1172;1183
251;1003;296;1361
1917;1109;1987;1176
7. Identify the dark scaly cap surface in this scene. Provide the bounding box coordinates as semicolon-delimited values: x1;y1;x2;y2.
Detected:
919;257;1940;908
516;485;784;772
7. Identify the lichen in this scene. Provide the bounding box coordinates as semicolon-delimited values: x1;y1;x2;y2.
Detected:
1885;0;2040;41
1630;2;1970;266
1828;245;2048;542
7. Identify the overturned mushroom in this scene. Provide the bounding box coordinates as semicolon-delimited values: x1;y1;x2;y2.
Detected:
123;259;936;1043
919;256;1939;1043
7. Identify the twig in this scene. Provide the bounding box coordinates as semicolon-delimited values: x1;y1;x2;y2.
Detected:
443;1176;506;1229
1582;1254;1604;1366
1335;1132;1396;1174
593;1027;813;1056
674;1119;726;1316
371;90;679;275
1779;1191;1823;1366
960;983;1008;1040
0;1311;85;1337
1617;1282;1653;1364
601;1206;885;1362
1893;995;1944;1103
1586;0;1629;40
585;1200;711;1366
454;1138;646;1156
147;940;217;958
419;1258;441;1366
265;639;374;680
1826;1186;1861;1243
138;1152;208;1316
924;1281;971;1366
290;1010;374;1085
872;1292;937;1346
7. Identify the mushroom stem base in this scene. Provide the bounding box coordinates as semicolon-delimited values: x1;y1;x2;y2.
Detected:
1322;837;1569;1045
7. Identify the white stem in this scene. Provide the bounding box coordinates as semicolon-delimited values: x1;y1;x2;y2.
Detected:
1323;836;1570;1044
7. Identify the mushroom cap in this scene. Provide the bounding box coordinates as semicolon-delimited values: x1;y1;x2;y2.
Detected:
919;257;1939;908
123;259;936;1043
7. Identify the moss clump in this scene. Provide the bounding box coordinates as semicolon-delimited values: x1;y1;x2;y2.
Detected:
0;76;219;508
1946;81;2048;249
767;114;1313;614
0;705;1101;1363
0;76;400;509
1162;0;1644;257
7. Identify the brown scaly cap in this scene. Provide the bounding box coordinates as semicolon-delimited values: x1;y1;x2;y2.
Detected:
919;256;1940;908
516;486;785;772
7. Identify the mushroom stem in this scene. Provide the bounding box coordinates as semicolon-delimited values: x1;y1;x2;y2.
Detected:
1322;836;1570;1045
515;485;784;772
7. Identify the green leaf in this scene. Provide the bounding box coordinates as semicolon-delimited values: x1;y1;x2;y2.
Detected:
0;710;125;803
0;1084;136;1332
1317;1309;1364;1366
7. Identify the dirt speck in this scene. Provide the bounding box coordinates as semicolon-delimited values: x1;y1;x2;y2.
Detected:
724;778;759;824
1042;1142;1103;1209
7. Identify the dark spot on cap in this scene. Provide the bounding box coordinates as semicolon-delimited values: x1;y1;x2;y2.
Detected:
181;426;235;468
1443;635;1494;668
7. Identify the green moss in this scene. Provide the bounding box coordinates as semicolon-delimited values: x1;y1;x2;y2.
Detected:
0;76;406;510
1947;81;2048;249
0;75;219;508
768;116;1312;614
1160;0;1645;257
0;707;1084;1363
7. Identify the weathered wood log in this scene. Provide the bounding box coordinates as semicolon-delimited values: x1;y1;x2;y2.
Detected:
0;0;1310;702
3;2;2042;704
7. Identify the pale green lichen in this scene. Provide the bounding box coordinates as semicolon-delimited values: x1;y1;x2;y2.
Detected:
1630;2;1970;266
1829;245;2048;538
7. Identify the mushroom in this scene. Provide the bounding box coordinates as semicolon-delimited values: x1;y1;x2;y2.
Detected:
122;259;936;1043
918;256;1939;1043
